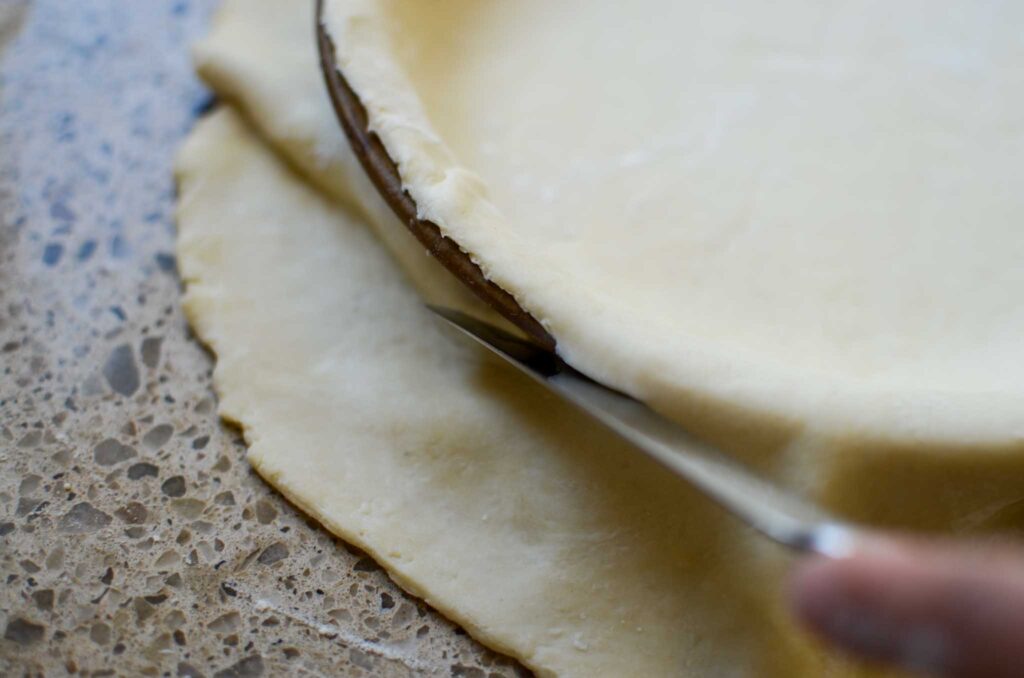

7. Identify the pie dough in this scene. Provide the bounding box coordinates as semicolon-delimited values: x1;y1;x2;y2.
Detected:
180;1;1024;676
176;109;828;676
323;0;1024;446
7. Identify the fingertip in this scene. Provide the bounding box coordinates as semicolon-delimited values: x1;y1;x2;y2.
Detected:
787;554;845;634
787;536;1024;678
786;546;936;669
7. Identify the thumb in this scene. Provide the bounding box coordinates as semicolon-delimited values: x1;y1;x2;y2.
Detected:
788;533;1024;678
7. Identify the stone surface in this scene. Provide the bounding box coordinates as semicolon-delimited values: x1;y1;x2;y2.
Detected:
0;2;527;676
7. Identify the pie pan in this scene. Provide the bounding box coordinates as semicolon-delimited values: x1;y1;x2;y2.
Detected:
315;0;555;351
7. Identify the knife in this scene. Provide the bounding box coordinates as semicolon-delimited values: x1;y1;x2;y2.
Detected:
429;305;855;558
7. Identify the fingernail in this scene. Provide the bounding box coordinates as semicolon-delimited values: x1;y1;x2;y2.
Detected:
792;546;954;675
811;524;859;559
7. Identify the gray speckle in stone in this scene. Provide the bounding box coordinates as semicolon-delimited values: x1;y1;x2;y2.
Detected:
127;461;159;480
154;251;177;274
102;343;140;397
76;239;96;261
110;234;130;259
171;498;204;520
213;654;264;678
0;522;14;536
15;497;41;517
161;475;186;497
257;542;288;566
166;610;187;628
213;491;235;506
155;550;179;569
81;373;107;397
93;438;136;466
4;617;45;645
354;557;381;573
42;241;63;266
178;662;205;678
44;548;63;570
208;612;240;633
133;596;156;622
191;434;209;450
89;622;111;645
451;664;487;678
141;336;162;368
254;500;277;525
50;200;75;221
58;502;112;533
142;423;173;449
350;648;375;671
19;474;41;495
17;430;41;447
32;589;54;611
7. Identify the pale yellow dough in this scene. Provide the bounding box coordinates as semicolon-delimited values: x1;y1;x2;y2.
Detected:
180;1;1024;676
177;110;826;676
324;0;1024;444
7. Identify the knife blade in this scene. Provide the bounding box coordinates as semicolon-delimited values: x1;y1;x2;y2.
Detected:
428;305;855;558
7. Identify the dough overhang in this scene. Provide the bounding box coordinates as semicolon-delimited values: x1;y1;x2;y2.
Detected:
176;108;833;677
179;1;1024;675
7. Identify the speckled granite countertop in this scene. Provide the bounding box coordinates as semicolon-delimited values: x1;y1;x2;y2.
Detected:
0;2;525;676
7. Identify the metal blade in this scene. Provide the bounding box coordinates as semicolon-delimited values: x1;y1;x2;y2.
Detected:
428;305;854;557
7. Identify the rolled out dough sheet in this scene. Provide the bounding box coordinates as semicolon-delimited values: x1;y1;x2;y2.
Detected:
177;109;825;676
179;1;1024;675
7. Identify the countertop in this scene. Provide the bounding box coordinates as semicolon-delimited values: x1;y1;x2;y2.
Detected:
0;2;525;675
